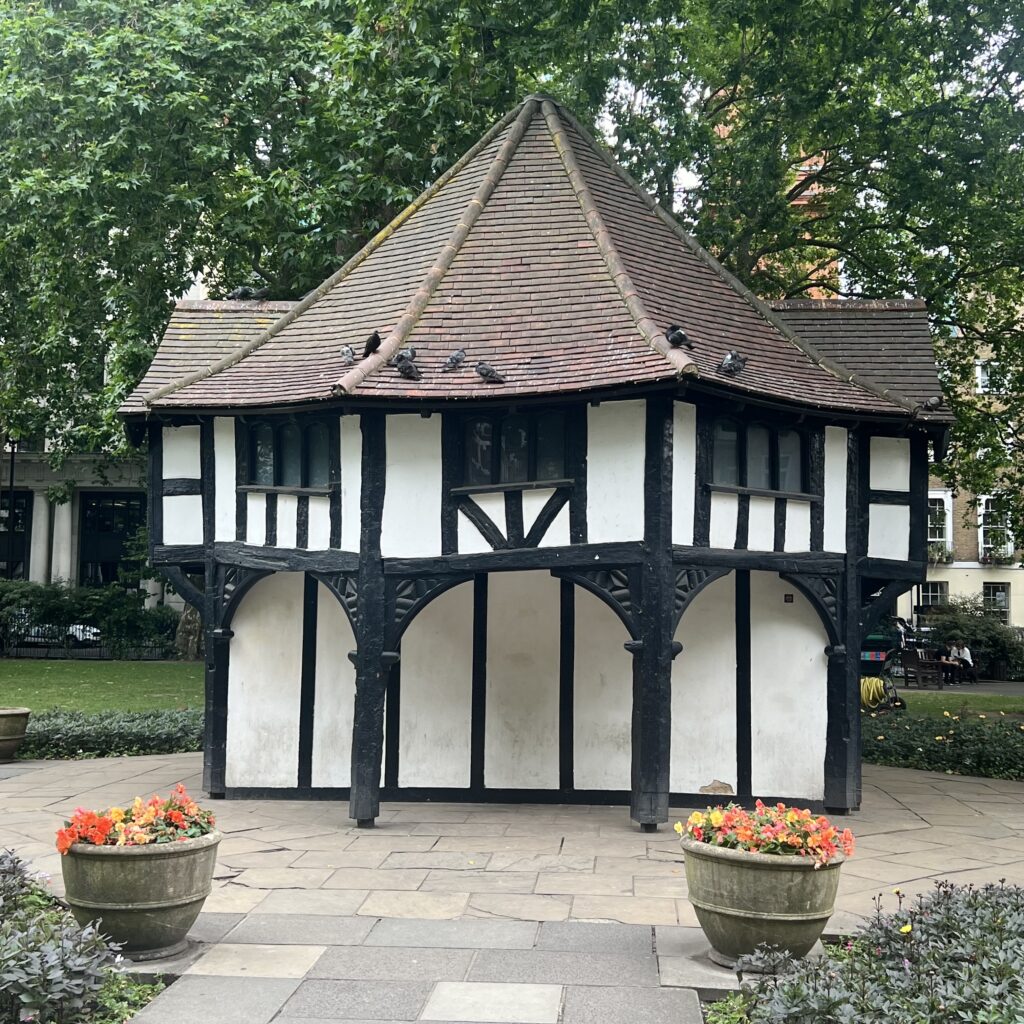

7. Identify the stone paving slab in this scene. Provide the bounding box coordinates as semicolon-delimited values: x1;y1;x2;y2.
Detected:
282;979;435;1021
535;921;652;956
223;913;376;946
467;949;660;987
421;982;562;1023
561;985;703;1024
131;976;300;1024
365;919;539;949
185;942;325;978
309;946;475;982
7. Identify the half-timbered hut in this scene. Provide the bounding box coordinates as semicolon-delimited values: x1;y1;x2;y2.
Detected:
122;96;950;830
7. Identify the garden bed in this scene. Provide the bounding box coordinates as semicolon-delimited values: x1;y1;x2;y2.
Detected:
18;709;203;760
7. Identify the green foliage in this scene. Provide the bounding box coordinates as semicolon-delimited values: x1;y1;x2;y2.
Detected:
0;850;161;1024
709;881;1024;1023
922;595;1024;679
863;709;1024;780
1;0;1021;480
19;709;203;760
0;580;180;658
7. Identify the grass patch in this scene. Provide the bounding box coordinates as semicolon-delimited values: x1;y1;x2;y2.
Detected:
897;689;1024;719
0;659;203;713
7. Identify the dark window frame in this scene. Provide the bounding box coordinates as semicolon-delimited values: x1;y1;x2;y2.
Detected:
710;417;810;496
245;418;334;491
455;409;571;491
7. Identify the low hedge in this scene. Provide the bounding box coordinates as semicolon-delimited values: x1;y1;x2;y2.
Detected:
19;709;203;760
862;709;1024;780
709;880;1024;1022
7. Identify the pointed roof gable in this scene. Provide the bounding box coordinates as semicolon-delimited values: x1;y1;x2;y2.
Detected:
133;97;915;416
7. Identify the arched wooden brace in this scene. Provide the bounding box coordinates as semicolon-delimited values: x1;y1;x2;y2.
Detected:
550;567;639;640
310;571;359;632
162;565;204;612
387;573;475;649
778;572;843;647
217;565;275;630
671;566;732;634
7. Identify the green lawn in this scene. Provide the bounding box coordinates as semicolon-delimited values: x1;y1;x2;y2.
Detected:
0;659;203;713
898;690;1024;719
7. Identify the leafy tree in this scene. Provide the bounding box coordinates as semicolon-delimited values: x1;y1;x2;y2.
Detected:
2;0;1023;526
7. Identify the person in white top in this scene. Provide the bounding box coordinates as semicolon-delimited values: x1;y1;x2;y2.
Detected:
949;640;975;683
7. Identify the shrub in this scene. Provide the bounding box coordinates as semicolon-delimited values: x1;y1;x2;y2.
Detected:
921;595;1024;679
0;849;162;1023
863;709;1024;780
19;709;203;760
709;880;1024;1022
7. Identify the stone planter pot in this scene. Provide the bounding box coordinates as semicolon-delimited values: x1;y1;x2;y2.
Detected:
0;707;31;762
680;835;844;968
61;830;221;961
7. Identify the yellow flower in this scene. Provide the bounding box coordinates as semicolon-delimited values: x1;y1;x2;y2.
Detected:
673;821;684;835
978;714;987;720
687;811;704;828
935;736;945;742
943;711;951;718
109;807;125;824
709;810;724;828
892;888;903;896
900;924;912;934
876;735;885;741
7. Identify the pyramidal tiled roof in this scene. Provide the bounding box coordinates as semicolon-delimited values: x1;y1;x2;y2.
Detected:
131;96;917;416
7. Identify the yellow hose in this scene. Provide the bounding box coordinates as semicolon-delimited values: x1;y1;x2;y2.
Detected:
860;676;887;708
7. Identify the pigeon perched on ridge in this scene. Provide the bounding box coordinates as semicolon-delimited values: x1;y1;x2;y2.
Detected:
665;324;694;349
718;350;747;376
442;348;466;372
475;362;505;384
389;346;416;366
339;344;355;366
363;331;381;358
227;285;270;300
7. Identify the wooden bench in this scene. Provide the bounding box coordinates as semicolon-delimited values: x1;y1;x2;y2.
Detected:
901;648;944;689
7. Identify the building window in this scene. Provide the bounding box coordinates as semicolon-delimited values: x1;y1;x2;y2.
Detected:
0;491;31;580
246;421;333;489
79;492;145;587
979;497;1013;563
975;359;996;394
919;581;948;610
927;492;953;562
983;582;1010;624
460;411;567;487
710;418;807;493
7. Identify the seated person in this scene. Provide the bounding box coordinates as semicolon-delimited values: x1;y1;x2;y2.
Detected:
936;642;959;684
949;639;976;682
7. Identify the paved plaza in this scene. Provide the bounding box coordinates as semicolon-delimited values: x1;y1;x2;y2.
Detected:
3;753;1024;1022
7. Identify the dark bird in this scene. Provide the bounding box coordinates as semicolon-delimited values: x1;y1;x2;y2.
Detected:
339;344;355;367
475;362;505;384
227;285;268;300
389;346;416;366
396;357;422;381
665;324;694;349
719;350;747;376
363;331;381;359
922;396;943;410
442;348;466;372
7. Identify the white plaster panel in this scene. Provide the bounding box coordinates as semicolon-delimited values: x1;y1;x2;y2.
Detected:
307;496;332;550
162;425;201;478
226;572;303;788
672;573;737;794
868;503;910;561
784;500;812;553
276;494;298;550
458;510;491;555
538;502;570;547
340;415;362;552
823;426;848;552
474;493;507;541
381;415;442;557
672;402;696;546
749;573;828;799
522;489;556;537
214;418;236;542
162;495;203;545
869;436;911;492
485;572;560;789
709;491;739;549
311;582;356;787
399;581;474;788
246;493;267;546
587;400;645;543
573;588;631;790
747;496;776;552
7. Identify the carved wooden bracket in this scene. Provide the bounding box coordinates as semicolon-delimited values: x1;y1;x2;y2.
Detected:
312;572;359;628
553;567;636;638
780;572;843;645
672;567;731;631
388;574;474;647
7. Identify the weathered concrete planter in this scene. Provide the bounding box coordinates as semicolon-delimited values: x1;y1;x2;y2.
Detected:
0;707;31;762
61;830;221;961
681;835;844;968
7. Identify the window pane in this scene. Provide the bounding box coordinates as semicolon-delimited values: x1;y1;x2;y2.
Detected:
278;424;302;487
746;426;771;489
500;416;530;483
983;582;1010;624
251;424;275;485
777;430;803;492
464;419;493;486
920;581;948;608
712;420;739;485
306;423;331;488
927;498;947;544
536;412;566;480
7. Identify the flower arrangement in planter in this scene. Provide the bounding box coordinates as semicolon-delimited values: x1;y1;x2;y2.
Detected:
676;801;854;968
56;785;221;961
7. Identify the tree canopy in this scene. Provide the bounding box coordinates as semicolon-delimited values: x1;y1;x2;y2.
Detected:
2;0;1023;523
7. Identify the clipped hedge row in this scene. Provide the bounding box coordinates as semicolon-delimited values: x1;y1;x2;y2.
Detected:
862;710;1024;780
19;709;203;760
708;880;1024;1022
